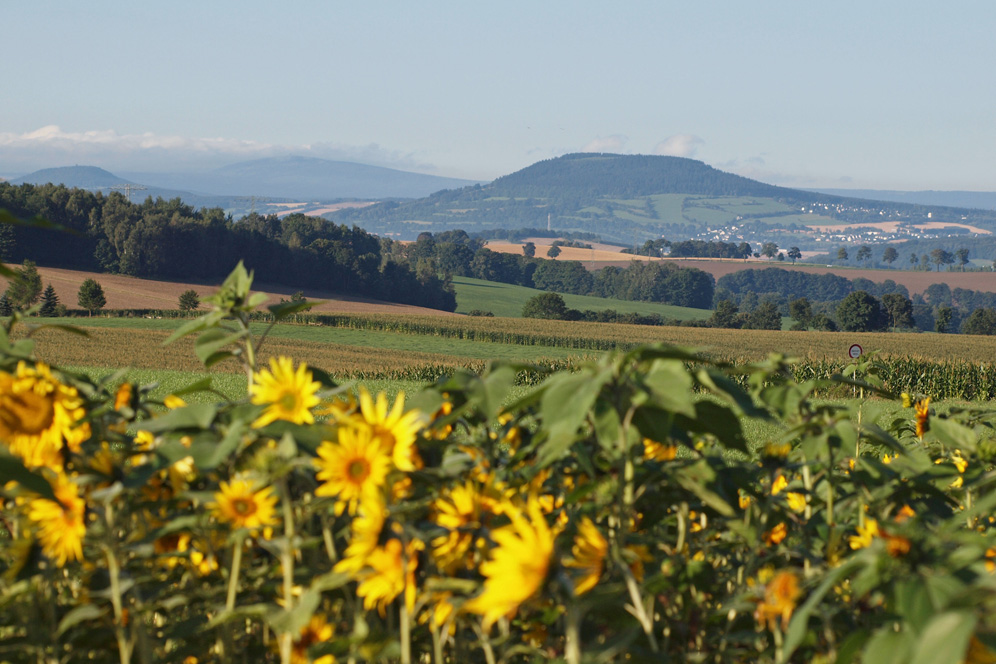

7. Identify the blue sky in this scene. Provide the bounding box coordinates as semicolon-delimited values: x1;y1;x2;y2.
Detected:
5;1;996;190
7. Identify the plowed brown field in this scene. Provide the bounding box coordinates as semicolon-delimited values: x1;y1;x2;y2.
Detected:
8;267;460;316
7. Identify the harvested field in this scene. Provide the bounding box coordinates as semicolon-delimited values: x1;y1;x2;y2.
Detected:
483;243;996;295
9;267;460;316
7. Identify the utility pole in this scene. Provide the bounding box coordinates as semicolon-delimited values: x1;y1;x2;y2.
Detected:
110;183;147;202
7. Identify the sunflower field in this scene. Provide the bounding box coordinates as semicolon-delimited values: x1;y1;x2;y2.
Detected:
5;262;996;664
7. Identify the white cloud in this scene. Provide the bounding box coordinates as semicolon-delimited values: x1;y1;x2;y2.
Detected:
581;135;628;153
0;126;436;174
652;134;704;158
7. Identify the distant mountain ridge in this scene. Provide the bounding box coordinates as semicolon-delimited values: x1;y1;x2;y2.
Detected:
11;156;482;203
11;165;136;189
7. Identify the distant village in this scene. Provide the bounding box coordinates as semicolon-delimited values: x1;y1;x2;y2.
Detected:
691;200;987;251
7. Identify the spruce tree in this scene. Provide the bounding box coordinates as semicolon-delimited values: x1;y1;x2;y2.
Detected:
39;283;59;317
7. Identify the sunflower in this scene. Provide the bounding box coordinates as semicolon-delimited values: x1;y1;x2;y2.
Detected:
848;518;879;550
764;522;788;546
250;356;322;428
431;481;485;573
465;499;554;628
353;387;426;472
209;477;279;535
563;517;607;595
0;361;89;471
114;382;133;411
334;499;388;575
315;425;392;516
355;537;423;616
27;472;86;567
642;438;677;462
755;570;801;630
288;613;336;664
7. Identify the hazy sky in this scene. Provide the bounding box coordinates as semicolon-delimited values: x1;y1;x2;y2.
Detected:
5;1;996;190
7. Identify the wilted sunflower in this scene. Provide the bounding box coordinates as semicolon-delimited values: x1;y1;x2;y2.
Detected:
209;477;279;535
755;570;801;630
0;361;89;470
27;472;86;567
250;356;322;428
465;499;554;628
563;516;607;595
353;387;426;472
315;425;392;516
915;397;931;439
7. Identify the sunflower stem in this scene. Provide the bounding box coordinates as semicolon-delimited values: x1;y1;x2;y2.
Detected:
279;479;295;664
431;622;444;664
226;537;244;612
400;601;412;664
565;603;582;664
102;543;132;664
473;621;497;664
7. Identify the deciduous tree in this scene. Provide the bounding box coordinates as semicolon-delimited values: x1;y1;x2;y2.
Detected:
77;278;106;316
835;291;887;332
178;289;200;311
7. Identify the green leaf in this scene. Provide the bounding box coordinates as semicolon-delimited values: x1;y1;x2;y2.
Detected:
57;605;107;636
676;400;747;454
536;368;609;466
782;558;862;662
673;460;735;517
194;328;248;366
696;367;768;418
862;628;914;664
929;418;977;453
140;403;219;433
170;376;216;397
909;611;976;664
187;419;249;470
268;299;318;319
642;360;695;417
0;451;57;501
163;315;213;346
266;588;321;634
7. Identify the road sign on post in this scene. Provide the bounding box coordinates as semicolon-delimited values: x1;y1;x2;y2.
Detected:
848;344;863;359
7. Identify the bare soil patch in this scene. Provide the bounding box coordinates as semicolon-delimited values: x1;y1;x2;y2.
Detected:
9;267;460;316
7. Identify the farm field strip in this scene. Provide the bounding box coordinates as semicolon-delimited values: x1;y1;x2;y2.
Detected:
22;326;589;381
28;313;996;364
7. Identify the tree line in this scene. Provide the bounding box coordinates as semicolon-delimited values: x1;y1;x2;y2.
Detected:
0;182;456;311
384;231;716;310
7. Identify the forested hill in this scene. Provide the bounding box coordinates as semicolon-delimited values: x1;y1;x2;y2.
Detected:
488;153;792;199
334;153;996;244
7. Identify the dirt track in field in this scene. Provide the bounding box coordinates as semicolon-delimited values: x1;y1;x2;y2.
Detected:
8;267;460;316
